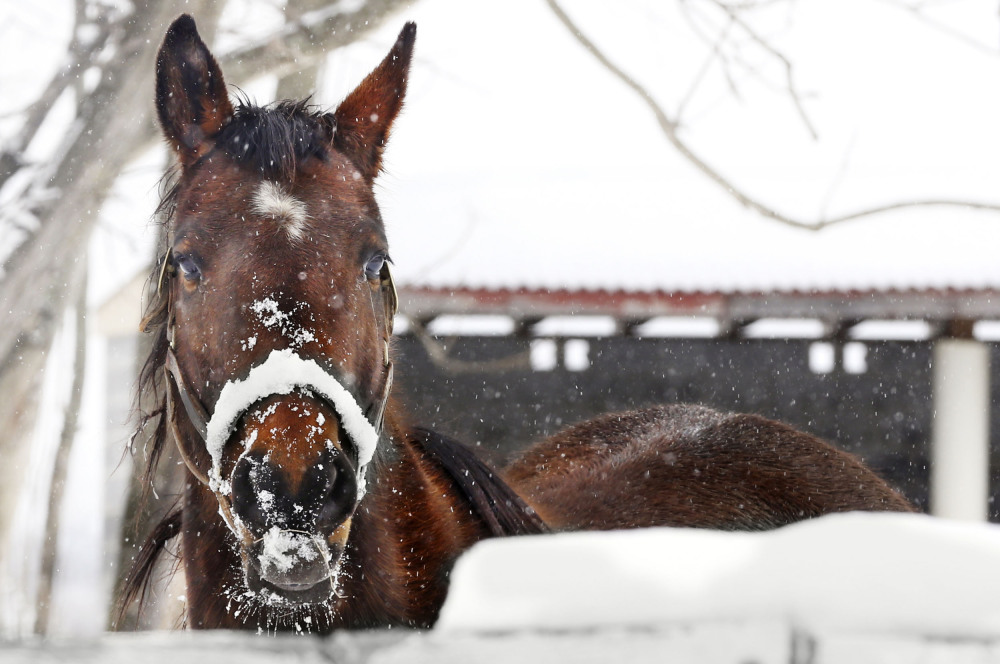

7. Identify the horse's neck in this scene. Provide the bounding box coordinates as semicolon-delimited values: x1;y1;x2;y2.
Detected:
405;427;549;537
339;428;492;627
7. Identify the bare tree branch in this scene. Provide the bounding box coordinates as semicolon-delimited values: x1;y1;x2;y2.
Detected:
218;0;412;86
0;2;112;192
878;0;1000;56
546;0;1000;231
273;0;332;101
410;321;531;375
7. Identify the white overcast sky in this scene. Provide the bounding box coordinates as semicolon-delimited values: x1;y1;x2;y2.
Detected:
4;0;1000;299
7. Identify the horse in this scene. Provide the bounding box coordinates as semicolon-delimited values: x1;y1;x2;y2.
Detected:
118;15;914;633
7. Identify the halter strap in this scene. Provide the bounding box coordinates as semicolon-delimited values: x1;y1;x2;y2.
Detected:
165;349;209;441
164;365;248;546
162;256;399;488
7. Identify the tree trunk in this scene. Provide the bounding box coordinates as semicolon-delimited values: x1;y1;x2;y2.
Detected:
34;270;88;635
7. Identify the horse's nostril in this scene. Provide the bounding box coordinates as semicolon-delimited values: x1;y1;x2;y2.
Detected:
231;456;277;534
230;444;358;536
316;451;358;530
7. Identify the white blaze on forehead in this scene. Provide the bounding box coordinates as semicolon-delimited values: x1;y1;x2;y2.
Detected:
251;181;309;241
205;348;379;500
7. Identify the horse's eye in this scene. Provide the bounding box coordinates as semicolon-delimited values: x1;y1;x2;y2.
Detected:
174;254;202;282
364;255;386;281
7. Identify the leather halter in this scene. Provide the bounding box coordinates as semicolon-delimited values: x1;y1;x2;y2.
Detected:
158;253;398;543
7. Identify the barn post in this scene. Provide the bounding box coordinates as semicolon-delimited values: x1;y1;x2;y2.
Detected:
930;320;990;521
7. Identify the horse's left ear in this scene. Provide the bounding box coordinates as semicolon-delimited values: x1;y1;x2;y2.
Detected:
334;23;416;182
155;14;234;167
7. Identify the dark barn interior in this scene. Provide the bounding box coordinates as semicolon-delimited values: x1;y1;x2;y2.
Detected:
392;286;1000;521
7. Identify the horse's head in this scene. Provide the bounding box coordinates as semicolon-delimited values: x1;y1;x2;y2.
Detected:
152;15;412;607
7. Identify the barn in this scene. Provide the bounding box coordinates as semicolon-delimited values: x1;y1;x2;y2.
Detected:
392;284;1000;520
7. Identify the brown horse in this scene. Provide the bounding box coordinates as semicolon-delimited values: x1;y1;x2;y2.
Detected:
118;15;913;633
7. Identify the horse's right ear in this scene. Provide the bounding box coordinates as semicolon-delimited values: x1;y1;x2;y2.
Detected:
155;15;233;167
333;23;417;183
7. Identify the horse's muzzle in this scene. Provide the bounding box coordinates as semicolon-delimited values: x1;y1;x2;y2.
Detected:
224;392;361;605
245;529;343;604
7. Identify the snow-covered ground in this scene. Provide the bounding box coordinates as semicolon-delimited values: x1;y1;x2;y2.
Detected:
4;513;1000;661
440;512;1000;639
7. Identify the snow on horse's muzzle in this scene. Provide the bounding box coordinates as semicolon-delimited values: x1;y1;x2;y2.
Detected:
165;348;386;602
246;528;338;602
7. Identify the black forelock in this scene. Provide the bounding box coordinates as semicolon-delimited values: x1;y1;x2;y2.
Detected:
215;95;337;180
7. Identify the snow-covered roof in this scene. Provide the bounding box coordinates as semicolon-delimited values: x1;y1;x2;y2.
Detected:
399;285;1000;325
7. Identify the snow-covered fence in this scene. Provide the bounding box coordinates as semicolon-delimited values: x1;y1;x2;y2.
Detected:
3;619;998;663
3;513;1000;663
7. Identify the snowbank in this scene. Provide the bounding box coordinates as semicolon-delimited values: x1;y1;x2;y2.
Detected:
437;512;1000;639
4;513;1000;662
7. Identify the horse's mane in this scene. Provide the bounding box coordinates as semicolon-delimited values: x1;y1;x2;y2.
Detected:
215;96;337;180
118;248;176;625
112;506;181;629
410;428;549;537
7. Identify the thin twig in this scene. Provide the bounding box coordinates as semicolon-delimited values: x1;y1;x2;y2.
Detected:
676;11;737;122
707;0;818;139
410;321;530;375
819;131;857;219
678;2;744;102
878;0;1000;56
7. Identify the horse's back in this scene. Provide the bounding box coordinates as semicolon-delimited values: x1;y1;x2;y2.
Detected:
503;404;914;532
